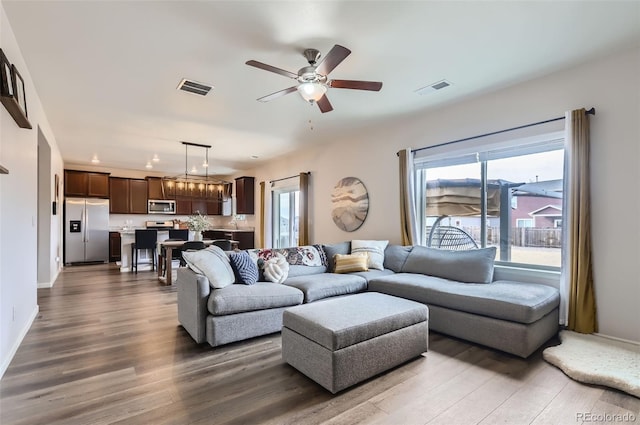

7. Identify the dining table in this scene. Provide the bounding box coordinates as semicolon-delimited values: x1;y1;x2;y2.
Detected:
157;239;238;285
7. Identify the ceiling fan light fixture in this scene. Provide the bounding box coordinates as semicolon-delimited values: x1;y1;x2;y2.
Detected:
297;82;327;103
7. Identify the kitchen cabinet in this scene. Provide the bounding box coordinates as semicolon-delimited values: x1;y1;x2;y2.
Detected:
235;176;255;215
233;231;255;250
129;179;148;214
202;229;254;250
191;198;207;215
206;199;222;216
109;177;148;214
147;177;164;200
164;180;176;199
64;170;109;198
176;198;192;215
109;177;129;214
109;231;121;262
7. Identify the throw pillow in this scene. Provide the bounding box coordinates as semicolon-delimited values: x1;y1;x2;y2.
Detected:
333;253;369;274
263;253;290;284
323;241;351;273
351;239;389;270
401;246;497;284
181;249;235;289
229;251;259;285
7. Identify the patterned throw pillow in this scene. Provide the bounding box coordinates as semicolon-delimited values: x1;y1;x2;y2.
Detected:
351;240;389;270
333;253;369;274
229;251;259;285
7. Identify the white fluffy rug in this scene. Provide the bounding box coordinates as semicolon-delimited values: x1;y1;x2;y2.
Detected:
543;330;640;398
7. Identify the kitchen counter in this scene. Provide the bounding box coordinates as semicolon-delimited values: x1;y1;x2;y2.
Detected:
207;228;255;232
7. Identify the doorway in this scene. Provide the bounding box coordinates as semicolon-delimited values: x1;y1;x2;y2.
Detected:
37;127;52;287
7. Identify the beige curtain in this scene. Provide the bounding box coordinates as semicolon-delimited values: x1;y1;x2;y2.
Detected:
259;181;266;248
399;149;418;245
298;172;310;246
564;108;597;333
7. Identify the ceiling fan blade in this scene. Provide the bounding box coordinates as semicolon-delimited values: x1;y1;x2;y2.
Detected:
246;60;298;79
317;95;333;113
257;86;298;102
315;45;351;76
330;80;383;91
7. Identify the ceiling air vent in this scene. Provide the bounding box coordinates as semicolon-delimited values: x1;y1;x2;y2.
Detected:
177;78;213;96
415;79;452;96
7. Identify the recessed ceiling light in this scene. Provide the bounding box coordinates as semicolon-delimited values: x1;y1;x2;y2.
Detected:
145;161;153;169
415;79;453;95
152;154;160;162
91;154;100;164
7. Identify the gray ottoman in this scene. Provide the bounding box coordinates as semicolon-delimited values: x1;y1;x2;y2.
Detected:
282;292;429;393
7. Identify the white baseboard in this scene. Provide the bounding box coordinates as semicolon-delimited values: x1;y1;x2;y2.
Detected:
0;305;39;380
37;267;60;288
593;332;640;346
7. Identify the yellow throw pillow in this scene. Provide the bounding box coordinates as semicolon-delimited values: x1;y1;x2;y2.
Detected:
333;253;369;274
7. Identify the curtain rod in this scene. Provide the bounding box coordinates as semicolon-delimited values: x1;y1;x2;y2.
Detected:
404;107;595;156
269;171;310;184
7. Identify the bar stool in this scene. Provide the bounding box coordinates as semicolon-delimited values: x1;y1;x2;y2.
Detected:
131;229;157;273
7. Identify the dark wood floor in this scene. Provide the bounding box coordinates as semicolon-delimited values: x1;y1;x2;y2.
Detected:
1;264;638;425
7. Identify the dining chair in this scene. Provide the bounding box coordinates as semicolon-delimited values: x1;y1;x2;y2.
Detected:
161;229;190;276
211;239;232;251
179;241;207;267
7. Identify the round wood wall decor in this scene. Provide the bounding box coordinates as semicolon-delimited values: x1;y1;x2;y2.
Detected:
331;177;369;232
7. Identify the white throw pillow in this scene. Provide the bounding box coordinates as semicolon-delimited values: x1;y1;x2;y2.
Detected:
351;239;389;270
262;253;290;284
182;247;235;289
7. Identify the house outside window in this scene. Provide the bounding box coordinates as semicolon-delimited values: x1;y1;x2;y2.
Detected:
414;132;565;269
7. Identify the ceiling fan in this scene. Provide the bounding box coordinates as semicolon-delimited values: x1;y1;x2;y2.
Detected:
245;44;382;113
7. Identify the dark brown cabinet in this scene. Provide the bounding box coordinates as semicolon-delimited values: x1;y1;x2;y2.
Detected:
109;231;121;262
233;231;255;250
235;176;255;215
64;170;109;198
129;179;148;214
147;177;164;200
109;177;129;214
109;177;148;214
202;230;254;250
176;198;192;215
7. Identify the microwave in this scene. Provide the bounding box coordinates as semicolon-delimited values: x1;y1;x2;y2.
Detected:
148;200;176;214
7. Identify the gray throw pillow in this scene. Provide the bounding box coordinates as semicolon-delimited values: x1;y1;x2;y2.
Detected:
401;245;496;283
323;241;351;272
383;245;413;272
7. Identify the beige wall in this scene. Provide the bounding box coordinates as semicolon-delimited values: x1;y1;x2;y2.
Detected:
0;3;64;377
244;47;640;343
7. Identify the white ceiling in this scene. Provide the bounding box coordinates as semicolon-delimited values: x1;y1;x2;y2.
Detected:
3;1;639;177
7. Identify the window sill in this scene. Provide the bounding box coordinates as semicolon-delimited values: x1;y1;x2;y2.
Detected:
493;264;560;288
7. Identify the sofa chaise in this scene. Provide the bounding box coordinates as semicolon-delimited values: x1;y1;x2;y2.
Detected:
177;242;559;358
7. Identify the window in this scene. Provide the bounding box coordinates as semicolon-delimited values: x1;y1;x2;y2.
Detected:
415;133;564;269
272;188;299;248
516;219;534;228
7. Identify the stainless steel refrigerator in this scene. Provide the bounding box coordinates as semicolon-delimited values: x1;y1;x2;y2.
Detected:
64;198;109;264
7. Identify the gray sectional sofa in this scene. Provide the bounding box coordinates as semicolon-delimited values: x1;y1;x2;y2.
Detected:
177;242;559;358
